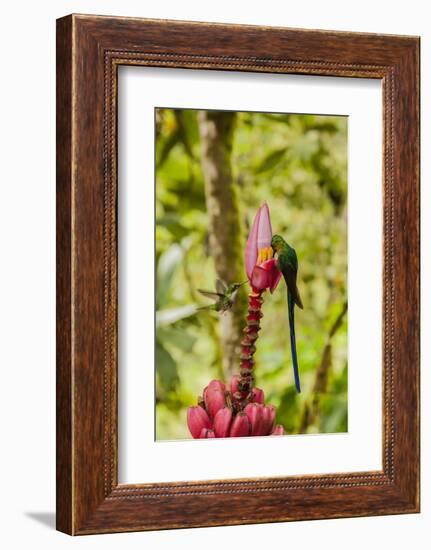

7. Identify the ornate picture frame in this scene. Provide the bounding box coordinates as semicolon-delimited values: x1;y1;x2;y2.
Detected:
56;14;420;534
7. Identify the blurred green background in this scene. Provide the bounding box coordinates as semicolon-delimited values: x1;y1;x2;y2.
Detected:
155;108;348;440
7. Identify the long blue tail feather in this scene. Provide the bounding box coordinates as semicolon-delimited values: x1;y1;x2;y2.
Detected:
288;291;301;393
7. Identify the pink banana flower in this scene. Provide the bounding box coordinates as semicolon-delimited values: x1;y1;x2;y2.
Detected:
200;428;216;438
244;403;277;436
230;412;251;437
251;387;265;404
187;406;211;439
271;424;285;436
186;204;288;439
186;377;285;439
204;382;226;419
245;202;282;293
213;407;233;438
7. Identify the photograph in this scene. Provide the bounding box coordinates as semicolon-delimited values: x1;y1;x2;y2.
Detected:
155;107;348;440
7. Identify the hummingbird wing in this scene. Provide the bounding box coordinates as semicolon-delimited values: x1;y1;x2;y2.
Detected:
197;289;223;301
229;289;239;303
215;279;227;294
276;254;303;310
284;270;303;309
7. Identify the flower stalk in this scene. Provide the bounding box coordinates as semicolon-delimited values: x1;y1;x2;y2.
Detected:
232;289;264;408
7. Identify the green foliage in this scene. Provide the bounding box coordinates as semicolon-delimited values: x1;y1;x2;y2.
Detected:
155;107;348;440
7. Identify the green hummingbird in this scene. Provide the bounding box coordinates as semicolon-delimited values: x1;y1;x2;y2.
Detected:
197;279;247;313
271;234;303;393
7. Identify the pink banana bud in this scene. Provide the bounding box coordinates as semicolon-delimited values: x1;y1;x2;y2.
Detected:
244;403;266;436
261;404;276;434
200;428;216;438
187;406;211;439
271;424;285;436
206;379;226;392
230;375;240;395
252;387;264;404
229;412;251;437
204;388;226;419
246;203;271;277
213;407;233;438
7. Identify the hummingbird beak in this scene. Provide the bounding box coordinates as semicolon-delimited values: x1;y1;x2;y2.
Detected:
233;281;248;291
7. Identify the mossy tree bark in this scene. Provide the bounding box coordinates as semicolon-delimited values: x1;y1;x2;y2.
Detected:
198;111;247;379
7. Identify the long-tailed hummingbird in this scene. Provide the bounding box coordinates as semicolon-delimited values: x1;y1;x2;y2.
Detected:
271;234;303;393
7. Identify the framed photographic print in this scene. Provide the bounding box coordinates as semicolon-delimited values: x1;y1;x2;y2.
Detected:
56;14;420;535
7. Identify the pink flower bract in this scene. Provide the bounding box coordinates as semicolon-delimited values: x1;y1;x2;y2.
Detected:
213;407;233;438
229;412;251;437
187;406;211;439
186;378;285;439
271;424;285;436
245;203;282;293
204;387;226;419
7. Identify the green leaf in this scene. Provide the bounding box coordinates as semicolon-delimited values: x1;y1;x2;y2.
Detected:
156;244;184;308
276;386;301;433
156;305;197;326
177;109;199;153
157;326;197;353
156;341;179;392
255;148;286;174
319;395;348;433
156;130;180;168
260;113;293;125
305;122;340;134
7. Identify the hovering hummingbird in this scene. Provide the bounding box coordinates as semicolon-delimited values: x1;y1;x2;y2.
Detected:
271;234;303;393
197;280;247;313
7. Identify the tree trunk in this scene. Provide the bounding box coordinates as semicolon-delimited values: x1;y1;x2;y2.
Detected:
198;111;247;379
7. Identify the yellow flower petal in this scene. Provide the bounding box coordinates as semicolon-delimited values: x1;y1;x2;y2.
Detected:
257;247;274;265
